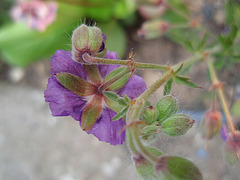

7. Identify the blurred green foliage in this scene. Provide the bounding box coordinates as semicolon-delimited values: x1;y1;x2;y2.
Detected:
0;0;134;67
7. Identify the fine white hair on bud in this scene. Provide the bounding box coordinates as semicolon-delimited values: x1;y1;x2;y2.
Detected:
71;24;104;63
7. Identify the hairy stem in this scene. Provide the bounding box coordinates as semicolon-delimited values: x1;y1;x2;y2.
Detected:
83;53;168;71
139;68;174;101
126;69;175;163
207;60;236;133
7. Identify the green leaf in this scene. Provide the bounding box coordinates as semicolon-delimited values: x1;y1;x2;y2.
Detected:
135;146;163;180
156;156;203;180
174;64;183;75
197;33;208;51
111;105;129;121
161;114;195;136
181;64;193;75
55;73;97;96
113;0;136;19
174;75;200;88
164;78;173;96
225;0;235;25
183;40;195;52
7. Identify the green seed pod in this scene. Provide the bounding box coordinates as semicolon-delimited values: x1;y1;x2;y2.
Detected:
72;24;104;63
156;95;178;124
142;106;159;124
161;114;195;136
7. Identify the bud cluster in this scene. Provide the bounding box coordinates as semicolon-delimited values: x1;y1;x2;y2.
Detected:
141;95;195;140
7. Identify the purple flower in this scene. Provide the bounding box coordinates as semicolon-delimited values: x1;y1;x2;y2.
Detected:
11;0;58;32
44;50;147;145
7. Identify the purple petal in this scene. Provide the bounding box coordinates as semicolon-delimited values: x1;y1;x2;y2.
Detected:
87;108;126;145
44;77;86;117
118;75;147;99
221;124;229;141
50;50;86;79
98;51;120;79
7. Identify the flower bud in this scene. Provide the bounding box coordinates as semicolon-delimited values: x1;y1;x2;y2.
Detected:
72;24;105;63
143;106;159;124
137;19;169;39
200;109;222;140
224;131;240;165
156;95;178;124
160;114;195;136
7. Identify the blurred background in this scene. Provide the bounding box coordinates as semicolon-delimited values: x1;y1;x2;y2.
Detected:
0;0;240;179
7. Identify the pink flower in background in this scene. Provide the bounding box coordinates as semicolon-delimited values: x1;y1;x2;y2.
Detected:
11;0;58;32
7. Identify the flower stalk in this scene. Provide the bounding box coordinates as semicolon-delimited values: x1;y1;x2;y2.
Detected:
207;59;236;134
83;53;168;71
126;68;175;164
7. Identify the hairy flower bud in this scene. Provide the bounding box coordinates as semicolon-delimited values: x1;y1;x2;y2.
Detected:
72;24;105;63
224;131;240;165
143;106;159;124
156;95;178;124
137;19;169;39
200;109;222;140
160;114;195;136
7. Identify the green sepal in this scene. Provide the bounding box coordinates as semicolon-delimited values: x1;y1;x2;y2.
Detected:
88;26;103;54
122;94;131;103
103;91;129;106
174;75;200;88
163;78;173;96
156;95;178;124
111;105;129;121
55;72;97;96
94;48;107;58
81;94;103;131
103;95;124;113
155;156;203;180
117;97;128;106
142;125;159;134
160;114;195;136
105;66;130;91
103;91;120;102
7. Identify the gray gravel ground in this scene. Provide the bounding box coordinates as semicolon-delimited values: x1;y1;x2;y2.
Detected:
0;83;139;180
1;83;240;180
